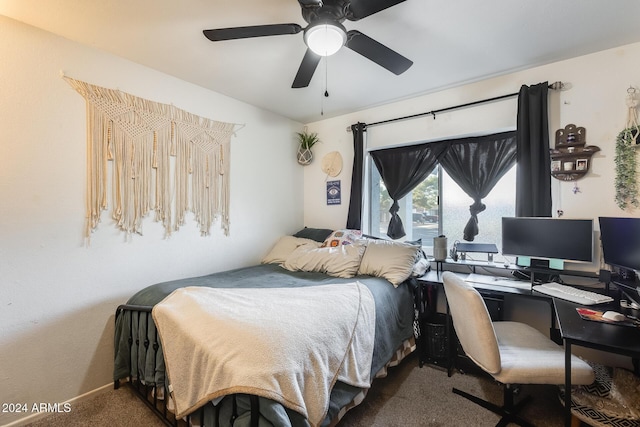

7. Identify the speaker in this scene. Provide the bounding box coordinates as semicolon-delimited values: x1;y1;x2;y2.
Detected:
433;235;448;261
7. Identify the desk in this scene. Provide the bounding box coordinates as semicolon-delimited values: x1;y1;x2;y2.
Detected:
417;270;557;372
555;298;640;426
419;269;640;427
433;258;599;282
418;269;556;321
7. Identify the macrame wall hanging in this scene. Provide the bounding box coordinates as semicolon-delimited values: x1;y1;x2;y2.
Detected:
64;76;239;240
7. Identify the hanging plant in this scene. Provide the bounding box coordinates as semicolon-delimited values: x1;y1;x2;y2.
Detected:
296;130;320;165
614;127;639;209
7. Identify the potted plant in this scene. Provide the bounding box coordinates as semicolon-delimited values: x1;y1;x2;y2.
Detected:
296;130;319;165
615;127;639;209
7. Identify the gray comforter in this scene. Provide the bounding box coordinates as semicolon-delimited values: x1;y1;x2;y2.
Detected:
113;263;415;426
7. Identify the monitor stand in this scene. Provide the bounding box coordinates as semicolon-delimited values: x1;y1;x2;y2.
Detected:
516;257;564;270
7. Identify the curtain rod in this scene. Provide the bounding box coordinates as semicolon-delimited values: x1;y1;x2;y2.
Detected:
346;81;564;132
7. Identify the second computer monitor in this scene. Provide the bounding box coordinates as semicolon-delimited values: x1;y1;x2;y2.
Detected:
502;217;593;268
599;216;640;272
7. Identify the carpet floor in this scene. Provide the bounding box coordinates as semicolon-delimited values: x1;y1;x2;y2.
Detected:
25;353;565;426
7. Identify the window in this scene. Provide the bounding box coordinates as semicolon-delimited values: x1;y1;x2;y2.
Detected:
368;160;516;258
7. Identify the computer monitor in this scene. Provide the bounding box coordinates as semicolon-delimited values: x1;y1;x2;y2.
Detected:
501;217;593;268
598;217;640;273
599;217;640;304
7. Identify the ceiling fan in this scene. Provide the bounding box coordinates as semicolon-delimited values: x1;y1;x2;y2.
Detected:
203;0;413;88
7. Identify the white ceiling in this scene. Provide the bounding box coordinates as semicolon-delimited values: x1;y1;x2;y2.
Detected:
3;0;640;123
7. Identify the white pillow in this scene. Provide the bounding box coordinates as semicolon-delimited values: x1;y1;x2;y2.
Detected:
358;239;420;286
282;244;366;278
261;236;320;264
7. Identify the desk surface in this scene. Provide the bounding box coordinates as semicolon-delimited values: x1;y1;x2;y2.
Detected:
554;298;640;358
419;270;542;299
420;269;640;356
431;258;600;278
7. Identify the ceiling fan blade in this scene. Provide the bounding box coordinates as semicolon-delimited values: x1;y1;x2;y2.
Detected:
203;24;303;42
298;0;323;6
345;30;412;75
346;0;406;20
292;49;322;88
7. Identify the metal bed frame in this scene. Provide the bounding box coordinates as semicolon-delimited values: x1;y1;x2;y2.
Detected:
114;304;260;427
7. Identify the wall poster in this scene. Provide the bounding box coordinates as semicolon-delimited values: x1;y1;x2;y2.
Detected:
326;180;341;205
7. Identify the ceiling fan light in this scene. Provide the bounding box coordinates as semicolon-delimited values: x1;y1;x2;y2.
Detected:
304;23;346;56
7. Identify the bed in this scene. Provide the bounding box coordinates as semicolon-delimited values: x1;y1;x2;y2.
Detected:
113;229;423;427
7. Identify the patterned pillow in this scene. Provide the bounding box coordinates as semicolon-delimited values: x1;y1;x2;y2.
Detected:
321;229;363;247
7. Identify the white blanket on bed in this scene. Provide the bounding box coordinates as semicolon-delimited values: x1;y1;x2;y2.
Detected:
152;282;376;427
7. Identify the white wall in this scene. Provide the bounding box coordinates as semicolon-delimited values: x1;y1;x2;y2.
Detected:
302;42;640;368
303;41;640;244
0;16;304;425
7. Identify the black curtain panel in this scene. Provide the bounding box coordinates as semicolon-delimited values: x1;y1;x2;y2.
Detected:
439;131;517;241
346;123;366;230
370;141;448;239
516;82;552;217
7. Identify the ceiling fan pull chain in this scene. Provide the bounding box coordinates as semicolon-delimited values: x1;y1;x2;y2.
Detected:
320;56;329;116
324;55;329;98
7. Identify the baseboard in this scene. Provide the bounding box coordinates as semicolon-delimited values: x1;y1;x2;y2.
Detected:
2;383;112;427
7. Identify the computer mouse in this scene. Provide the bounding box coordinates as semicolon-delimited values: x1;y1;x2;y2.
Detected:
602;311;626;322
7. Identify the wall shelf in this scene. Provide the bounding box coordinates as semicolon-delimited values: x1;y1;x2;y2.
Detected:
550;124;600;181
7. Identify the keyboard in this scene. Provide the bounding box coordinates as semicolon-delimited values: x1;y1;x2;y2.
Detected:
532;282;613;305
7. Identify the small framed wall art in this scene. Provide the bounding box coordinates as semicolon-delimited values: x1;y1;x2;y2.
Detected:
326;180;341;205
576;159;588;171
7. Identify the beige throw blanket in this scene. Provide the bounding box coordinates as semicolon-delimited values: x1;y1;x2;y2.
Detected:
152;282;376;427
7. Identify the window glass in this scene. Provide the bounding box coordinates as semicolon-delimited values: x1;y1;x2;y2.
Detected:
407;168;440;244
441;166;516;256
369;165;440;244
369;162;392;237
368;158;516;257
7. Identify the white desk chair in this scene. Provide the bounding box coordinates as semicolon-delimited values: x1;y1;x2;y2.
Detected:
442;272;595;427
